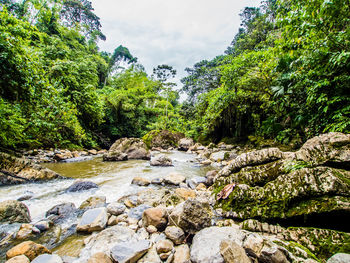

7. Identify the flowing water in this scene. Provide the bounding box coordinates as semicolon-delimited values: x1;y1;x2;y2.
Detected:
0;151;211;258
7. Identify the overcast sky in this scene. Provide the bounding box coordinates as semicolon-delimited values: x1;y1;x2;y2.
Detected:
91;0;262;85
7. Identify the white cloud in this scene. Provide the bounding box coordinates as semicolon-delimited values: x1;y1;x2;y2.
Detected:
91;0;262;85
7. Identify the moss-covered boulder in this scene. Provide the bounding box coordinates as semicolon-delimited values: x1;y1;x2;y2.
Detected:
104;138;150;161
0;200;31;223
142;130;185;149
0;153;62;186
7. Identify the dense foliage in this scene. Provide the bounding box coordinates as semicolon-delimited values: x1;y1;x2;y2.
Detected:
0;0;180;149
181;0;350;145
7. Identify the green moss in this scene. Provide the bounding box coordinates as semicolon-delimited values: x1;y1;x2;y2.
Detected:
273;240;321;262
142;130;161;149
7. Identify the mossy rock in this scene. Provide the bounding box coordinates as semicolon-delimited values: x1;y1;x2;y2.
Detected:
142;130;185;149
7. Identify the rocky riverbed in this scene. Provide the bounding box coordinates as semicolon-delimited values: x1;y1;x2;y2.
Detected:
0;133;349;263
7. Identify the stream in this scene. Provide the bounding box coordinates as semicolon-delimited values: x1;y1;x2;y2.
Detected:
0;151;211;260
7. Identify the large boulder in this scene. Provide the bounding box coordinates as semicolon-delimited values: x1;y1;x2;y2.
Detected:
102;151;128;162
45;203;77;223
178;138;194;151
0;153;62;186
6;241;51;261
327;253;350;263
142;130;185;149
105;138;151;161
0;200;31;223
168;199;212;234
150;155;173;167
77;207;108;233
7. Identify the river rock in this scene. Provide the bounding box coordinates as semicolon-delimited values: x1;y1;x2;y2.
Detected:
156;239;173;254
34;220;51;232
164;173;186;186
103;151;128;162
107;138;151;160
138;245;162;263
327;253;350;263
143;130;185;149
5;255;30;263
205;170;217;186
80;226;137;259
174;244;190;263
190;227;245;263
45;203;77;223
16;224;40;240
0;152;62;185
110;240;151;263
175;188;196;200
79;196;106;210
137;188;168;207
87;252;113;263
165;226;185;245
131;177;151;186
31;254;63;263
107;203;126;216
186;176;206;189
146;225;158;234
129;204;152;220
65;180;98;192
178;138;194;151
77;207;108;233
0;200;31;223
142;207;167;231
6;241;51;261
150;154;173;166
168;199;212;234
220;240;251;263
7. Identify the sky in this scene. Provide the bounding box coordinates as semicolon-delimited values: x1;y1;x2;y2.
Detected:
90;0;262;86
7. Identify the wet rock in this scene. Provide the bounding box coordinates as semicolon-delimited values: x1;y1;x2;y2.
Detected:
34;220;51;232
186;176;206;189
65;180;98;193
178;138;194;151
106;203;126;216
81;226;136;259
220;240;251;263
31;254;63;263
143;130;185;149
88;149;98;155
174;244;190;263
110;240;151;263
6;241;51;261
16;224;40;240
102;151;128;162
129;204;152;220
150;154;173;167
190;227;245;263
327;253;350;263
151;178;164;185
131;177;151;186
164;226;185;245
107;138;151;160
142;207;167;231
79;196;106;210
87;252;113;263
77;207;108;233
175;188;196;200
164;173;186;186
0;152;62;186
35;225;62;249
156;240;174;254
45;203;77;223
17;192;34;201
5;255;30;263
54;151;73;161
0;200;31;223
168;199;212;234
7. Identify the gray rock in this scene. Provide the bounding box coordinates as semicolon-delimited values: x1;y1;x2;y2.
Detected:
108;138;151;160
165;226;185;245
103;151;128;161
190;227;245;263
150;154;173;167
65;180;98;192
138;245;162;263
110;240;151;263
186;176;206;189
107;203;126;216
210;151;227;162
178;138;194;151
79;196;106;210
0;200;31;223
129;204;152;220
77;207;108;233
169;199;212;234
31;254;63;263
45;203;77;223
151;178;164;185
220;240;251;263
327;253;350;263
174;244;191;263
131;177;151;186
164;173;186;186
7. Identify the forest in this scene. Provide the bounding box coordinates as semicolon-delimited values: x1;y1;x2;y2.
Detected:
0;0;349;150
